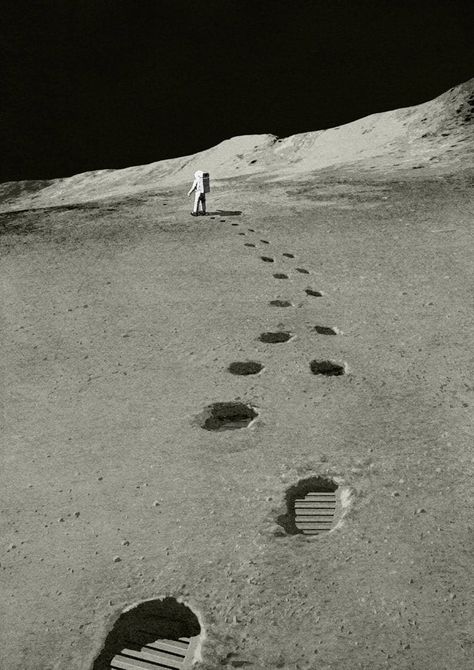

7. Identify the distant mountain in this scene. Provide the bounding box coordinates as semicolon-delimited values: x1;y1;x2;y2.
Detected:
1;78;473;212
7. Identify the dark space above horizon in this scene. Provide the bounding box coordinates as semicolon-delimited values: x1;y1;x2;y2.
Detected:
2;0;474;182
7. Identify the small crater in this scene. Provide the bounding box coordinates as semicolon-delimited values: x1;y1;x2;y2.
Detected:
314;325;339;335
260;256;274;262
282;253;294;258
296;268;310;274
276;476;339;536
305;289;323;297
273;273;289;279
310;359;346;376
248;228;255;232
249;159;257;164
228;361;264;376
244;243;256;247
200;402;258;431
231;223;239;226
259;331;292;343
238;232;246;235
269;300;292;307
260;240;270;244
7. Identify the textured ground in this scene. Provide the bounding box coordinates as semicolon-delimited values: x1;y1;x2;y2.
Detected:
1;165;473;669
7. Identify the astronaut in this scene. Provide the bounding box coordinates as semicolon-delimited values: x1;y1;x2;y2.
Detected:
187;170;210;216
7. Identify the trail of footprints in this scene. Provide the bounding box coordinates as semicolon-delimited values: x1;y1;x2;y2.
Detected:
199;219;348;544
200;216;347;425
97;216;350;669
221;218;346;387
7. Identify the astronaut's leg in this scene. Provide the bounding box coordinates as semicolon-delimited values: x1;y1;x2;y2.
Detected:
193;191;200;214
200;194;206;215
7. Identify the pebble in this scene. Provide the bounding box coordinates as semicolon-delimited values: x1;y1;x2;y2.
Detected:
113;556;121;563
415;508;426;514
121;540;130;546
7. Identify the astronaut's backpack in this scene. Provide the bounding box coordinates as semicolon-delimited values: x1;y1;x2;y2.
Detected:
196;171;210;193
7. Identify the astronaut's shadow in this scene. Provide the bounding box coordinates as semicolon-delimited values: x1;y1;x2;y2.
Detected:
208;210;242;216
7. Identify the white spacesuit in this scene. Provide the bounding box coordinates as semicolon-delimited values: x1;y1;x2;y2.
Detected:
187;170;210;216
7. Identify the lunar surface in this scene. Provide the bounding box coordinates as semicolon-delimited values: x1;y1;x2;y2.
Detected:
1;80;473;669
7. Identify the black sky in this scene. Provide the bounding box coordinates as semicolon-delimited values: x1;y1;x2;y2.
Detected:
2;0;473;182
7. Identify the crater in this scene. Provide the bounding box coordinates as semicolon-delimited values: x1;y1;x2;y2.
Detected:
228;361;264;376
248;228;255;232
200;402;258;431
310;359;346;376
259;331;292;344
269;300;292;307
296;268;310;274
282;253;295;258
260;240;270;244
261;256;274;262
244;243;256;247
305;289;323;297
273;273;289;279
91;598;201;670
276;476;339;536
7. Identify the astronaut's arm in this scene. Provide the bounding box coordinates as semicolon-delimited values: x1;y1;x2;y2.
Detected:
187;180;197;196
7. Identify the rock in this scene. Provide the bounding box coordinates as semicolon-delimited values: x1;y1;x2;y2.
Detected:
273;527;286;537
415;508;426;514
113;556;121;563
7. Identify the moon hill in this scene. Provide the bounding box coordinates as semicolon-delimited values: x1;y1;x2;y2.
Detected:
1;79;474;670
0;78;473;210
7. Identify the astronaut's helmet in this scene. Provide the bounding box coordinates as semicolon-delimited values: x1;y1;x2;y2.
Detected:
194;170;204;178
